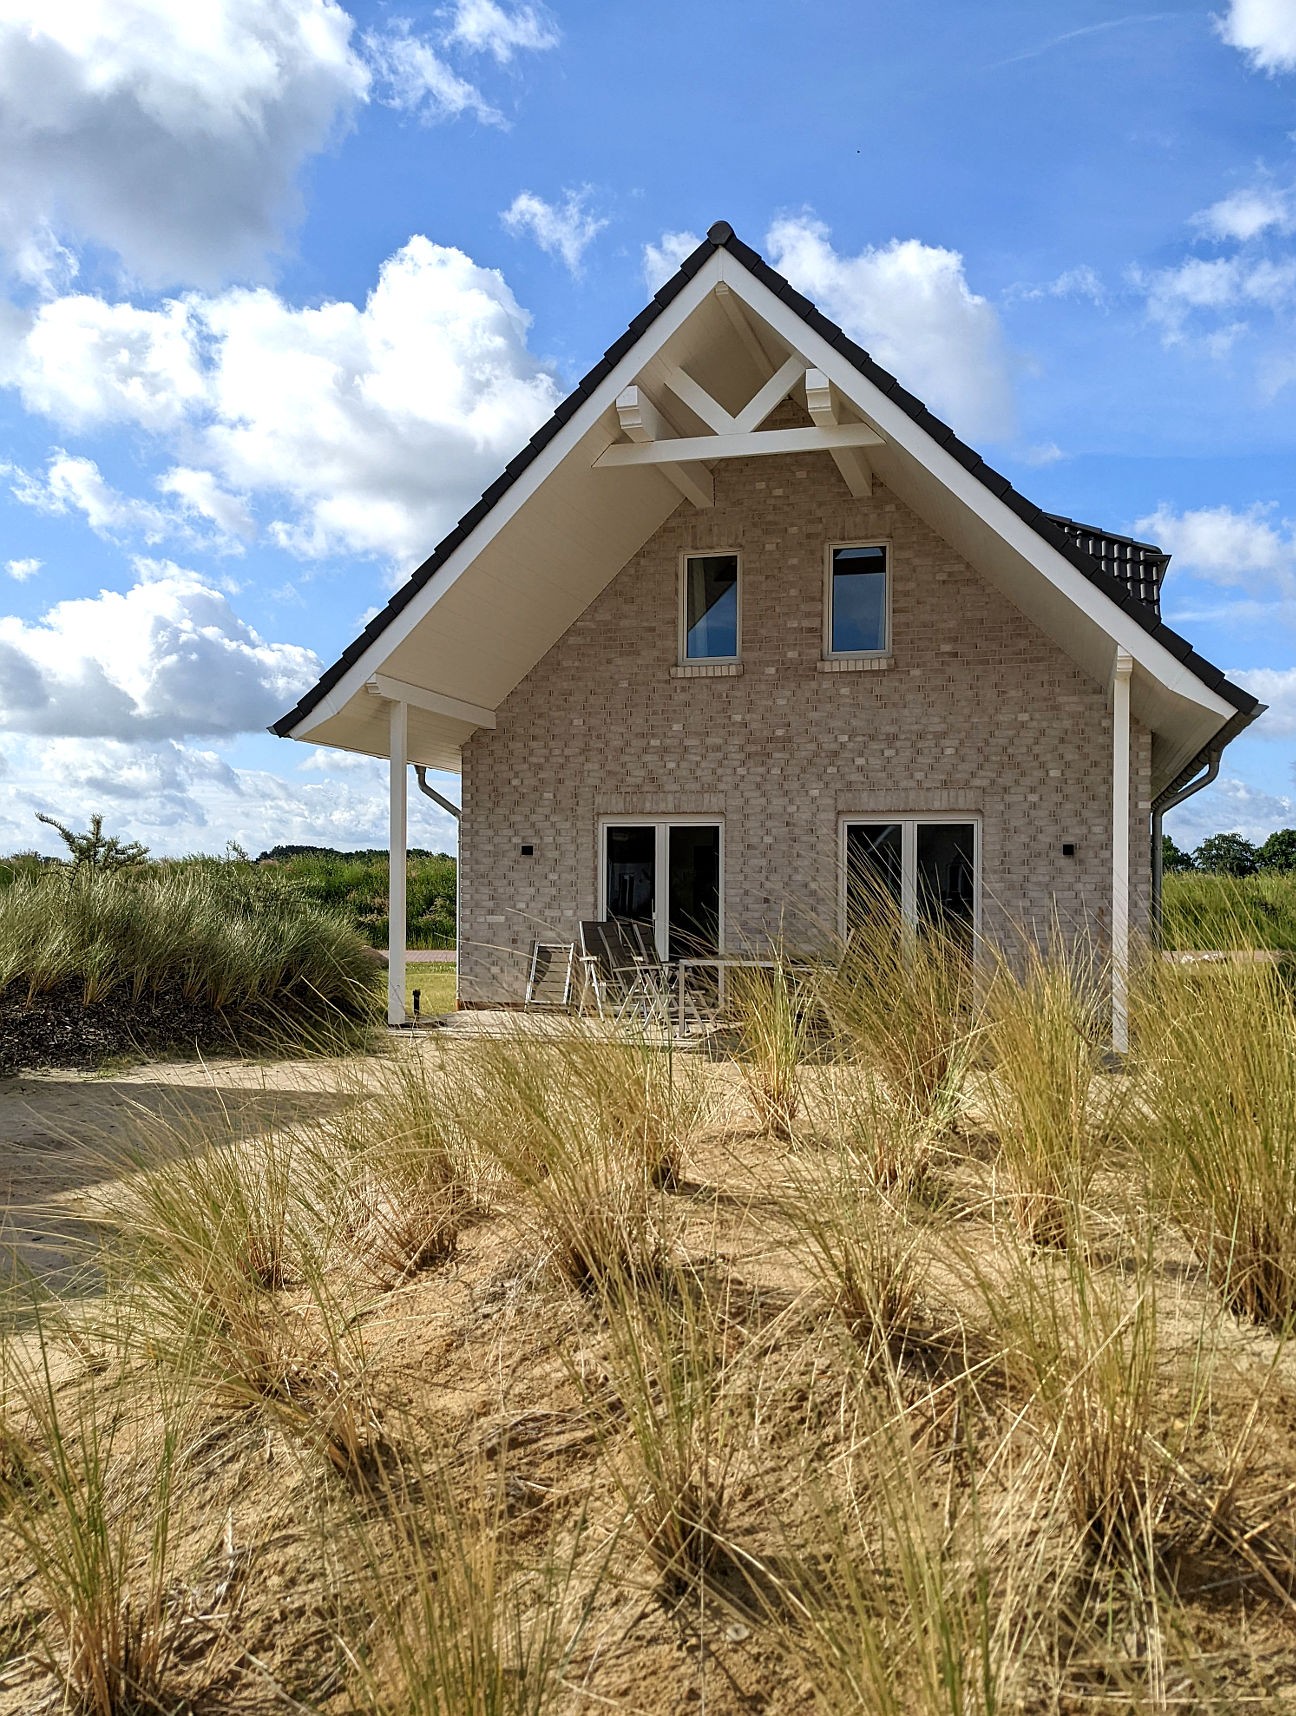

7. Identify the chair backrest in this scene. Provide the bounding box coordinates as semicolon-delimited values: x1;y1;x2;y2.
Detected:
579;919;642;979
622;919;663;966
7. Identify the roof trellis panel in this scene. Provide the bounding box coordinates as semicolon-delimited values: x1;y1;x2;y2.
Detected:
1048;515;1170;617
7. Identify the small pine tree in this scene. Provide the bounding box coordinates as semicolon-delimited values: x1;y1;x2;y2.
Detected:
35;812;150;872
1193;830;1260;877
1258;827;1296;873
1161;833;1194;873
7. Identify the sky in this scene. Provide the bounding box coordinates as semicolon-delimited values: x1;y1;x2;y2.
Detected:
1;0;1295;859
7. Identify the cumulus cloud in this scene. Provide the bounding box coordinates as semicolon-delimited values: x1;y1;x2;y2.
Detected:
2;237;562;570
445;0;560;62
0;0;367;289
1216;0;1296;74
0;0;558;289
501;188;607;274
1138;253;1296;346
642;230;702;292
0;562;320;740
1135;502;1296;590
0;736;457;858
765;214;1016;440
1005;265;1106;306
5;558;40;582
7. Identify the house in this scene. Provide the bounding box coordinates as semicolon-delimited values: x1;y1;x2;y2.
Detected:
272;221;1263;1042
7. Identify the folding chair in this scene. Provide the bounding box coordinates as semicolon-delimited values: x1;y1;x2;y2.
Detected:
524;941;576;1007
578;920;675;1028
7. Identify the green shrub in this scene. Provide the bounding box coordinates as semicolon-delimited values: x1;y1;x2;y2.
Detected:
1162;871;1296;951
256;848;456;948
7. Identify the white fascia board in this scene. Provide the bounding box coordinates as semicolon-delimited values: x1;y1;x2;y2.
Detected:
284;256;730;742
714;255;1235;725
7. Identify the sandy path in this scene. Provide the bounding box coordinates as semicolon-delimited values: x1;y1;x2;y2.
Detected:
0;1054;360;1293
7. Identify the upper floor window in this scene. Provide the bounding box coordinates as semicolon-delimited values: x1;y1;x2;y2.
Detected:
827;542;889;656
682;553;740;661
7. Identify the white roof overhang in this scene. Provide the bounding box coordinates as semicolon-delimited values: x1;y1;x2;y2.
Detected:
281;246;1241;798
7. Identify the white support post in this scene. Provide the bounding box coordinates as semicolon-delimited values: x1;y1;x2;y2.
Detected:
388;698;408;1028
1111;650;1133;1054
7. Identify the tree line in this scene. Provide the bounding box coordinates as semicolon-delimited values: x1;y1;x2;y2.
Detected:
1163;828;1296;877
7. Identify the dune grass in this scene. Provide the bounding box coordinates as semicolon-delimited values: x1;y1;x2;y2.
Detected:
5;915;1296;1711
1162;869;1296;951
0;860;378;1044
259;848;457;949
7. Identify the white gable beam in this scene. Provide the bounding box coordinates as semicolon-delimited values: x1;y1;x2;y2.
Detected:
733;353;806;433
595;421;884;470
806;367;872;497
616;385;714;508
715;280;777;371
661;363;736;434
366;674;496;729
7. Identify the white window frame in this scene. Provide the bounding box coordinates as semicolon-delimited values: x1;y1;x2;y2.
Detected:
824;538;891;660
679;550;742;665
838;813;981;939
598;814;725;962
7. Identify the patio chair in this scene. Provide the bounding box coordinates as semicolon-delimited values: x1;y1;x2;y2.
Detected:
578;920;675;1028
524;941;576;1007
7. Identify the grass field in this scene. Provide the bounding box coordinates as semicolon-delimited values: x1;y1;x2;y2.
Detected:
1162;869;1296;950
261;849;456;949
6;921;1296;1712
405;962;456;1016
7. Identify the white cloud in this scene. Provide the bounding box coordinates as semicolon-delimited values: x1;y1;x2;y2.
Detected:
501;188;607;275
1215;0;1296;74
362;22;500;124
1138;253;1296;344
0;0;368;289
0;562;319;740
1006;265;1106;306
1135;501;1296;589
1020;441;1067;466
445;0;559;63
1165;773;1296;847
642;230;702;292
6;452;179;546
765;214;1016;441
2;237;562;571
0;293;205;429
5;558;40;582
0;736;457;858
1194;183;1296;242
157;467;256;540
1232;666;1296;733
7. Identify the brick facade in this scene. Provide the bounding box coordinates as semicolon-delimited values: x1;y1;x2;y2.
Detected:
458;445;1152;1004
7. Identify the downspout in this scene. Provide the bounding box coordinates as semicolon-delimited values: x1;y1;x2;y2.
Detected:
1150;750;1220;942
1148;702;1266;943
414;765;461;820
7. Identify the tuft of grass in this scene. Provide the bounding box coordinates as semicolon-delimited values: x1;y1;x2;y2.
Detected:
729;960;816;1141
1136;956;1296;1330
1162;870;1296;952
980;939;1117;1250
0;1329;212;1715
822;891;973;1137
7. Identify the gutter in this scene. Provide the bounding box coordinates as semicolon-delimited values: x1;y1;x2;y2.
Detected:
414;765;460;820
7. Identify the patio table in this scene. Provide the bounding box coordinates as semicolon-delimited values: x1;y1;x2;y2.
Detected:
675;957;818;1032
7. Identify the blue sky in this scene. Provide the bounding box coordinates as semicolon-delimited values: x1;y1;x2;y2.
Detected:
1;0;1295;857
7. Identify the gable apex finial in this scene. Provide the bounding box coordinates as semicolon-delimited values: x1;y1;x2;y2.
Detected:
707;220;734;244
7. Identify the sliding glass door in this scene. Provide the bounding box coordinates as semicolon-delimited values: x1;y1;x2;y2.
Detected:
603;821;721;961
844;818;977;943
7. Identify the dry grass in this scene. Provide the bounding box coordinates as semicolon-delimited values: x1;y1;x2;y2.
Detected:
4;948;1296;1713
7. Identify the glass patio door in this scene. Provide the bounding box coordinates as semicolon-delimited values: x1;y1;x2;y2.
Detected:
604;822;721;961
844;819;976;943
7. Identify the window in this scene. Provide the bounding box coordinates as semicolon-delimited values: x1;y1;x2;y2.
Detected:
827;542;888;656
602;819;722;960
843;818;977;943
682;553;739;661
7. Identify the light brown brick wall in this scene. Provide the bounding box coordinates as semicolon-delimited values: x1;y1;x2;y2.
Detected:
458;448;1152;1003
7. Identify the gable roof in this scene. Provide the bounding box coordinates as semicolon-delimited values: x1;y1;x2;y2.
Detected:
273;221;1261;789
